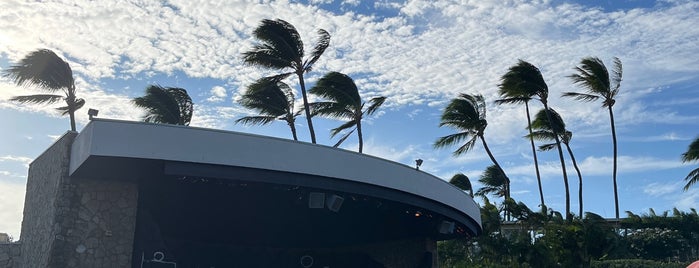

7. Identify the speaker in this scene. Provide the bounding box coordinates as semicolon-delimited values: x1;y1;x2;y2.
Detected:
326;194;344;212
309;192;325;208
439;221;455;234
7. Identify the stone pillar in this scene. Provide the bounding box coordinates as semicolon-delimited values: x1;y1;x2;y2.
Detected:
19;132;139;268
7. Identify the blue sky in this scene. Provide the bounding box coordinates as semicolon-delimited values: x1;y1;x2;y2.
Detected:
1;0;698;239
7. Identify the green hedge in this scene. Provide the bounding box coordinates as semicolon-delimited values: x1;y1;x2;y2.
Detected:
591;259;690;268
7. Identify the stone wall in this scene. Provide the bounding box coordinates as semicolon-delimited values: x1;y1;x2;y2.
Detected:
0;243;21;268
19;131;77;267
52;178;139;267
18;132;140;268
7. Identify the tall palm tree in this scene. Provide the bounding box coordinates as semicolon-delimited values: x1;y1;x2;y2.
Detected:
501;60;571;220
475;165;508;199
309;72;386;153
3;49;84;131
564;57;622;219
236;77;300;140
132;85;193;126
242;19;331;144
495;59;545;210
449;173;473;197
434;94;511;205
682;136;699;191
528;108;585;217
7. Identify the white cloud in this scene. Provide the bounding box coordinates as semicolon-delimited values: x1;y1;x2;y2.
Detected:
0;155;32;168
206;86;227;102
0;179;26;239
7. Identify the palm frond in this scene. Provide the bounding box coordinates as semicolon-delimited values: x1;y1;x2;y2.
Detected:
530;108;566;133
449;173;472;193
434;131;475;150
243;19;303;70
683;168;699;191
133;85;193;125
235;115;278;126
499;60;549;101
9;94;63;104
308;101;353;118
239;77;293;117
56;98;85;115
561;92;600;103
330;120;358;138
365;96;386;116
527;130;558;142
681;136;699;162
333;127;356;148
538;143;558;151
3;49;74;91
611;57;622;97
310;72;361;108
304;29;331;72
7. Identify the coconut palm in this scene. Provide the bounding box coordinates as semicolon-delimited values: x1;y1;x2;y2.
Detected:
236;77;300;140
496;59;545;209
682;136;699;191
449;173;473;197
435;94;510;204
132;85;193;126
3;49;85;131
475;165;508;199
308;72;386;153
528;108;585;217
242;19;330;144
500;60;571;220
564;57;622;219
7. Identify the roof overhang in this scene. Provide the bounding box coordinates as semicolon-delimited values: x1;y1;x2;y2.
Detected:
69;119;482;242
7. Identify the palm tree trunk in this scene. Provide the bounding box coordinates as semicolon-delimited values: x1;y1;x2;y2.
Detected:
525;102;545;209
288;121;298;141
565;142;584;217
609;105;619;219
480;135;510;221
356;119;364;153
296;71;317;144
66;95;77;131
543;104;571;220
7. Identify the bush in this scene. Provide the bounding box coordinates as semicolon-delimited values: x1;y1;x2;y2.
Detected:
591;259;690;268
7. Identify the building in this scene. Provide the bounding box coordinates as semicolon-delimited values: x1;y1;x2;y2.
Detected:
6;119;481;267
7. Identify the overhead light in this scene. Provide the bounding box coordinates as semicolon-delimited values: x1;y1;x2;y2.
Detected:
415;159;423;170
327;194;344;212
88;108;99;120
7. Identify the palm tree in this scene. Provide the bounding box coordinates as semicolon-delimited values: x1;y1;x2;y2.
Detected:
500;60;571;220
242;19;331;144
132;85;193;126
682;136;699;191
475;165;508;199
495;59;545;210
3;49;84;131
564;57;622;219
236;77;300;140
449;173;473;197
434;94;510;206
528;108;585;217
309;72;386;153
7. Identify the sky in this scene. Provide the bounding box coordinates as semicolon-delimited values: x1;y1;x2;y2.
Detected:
1;0;698;239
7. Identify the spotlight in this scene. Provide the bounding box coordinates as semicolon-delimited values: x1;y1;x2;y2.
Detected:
415;159;423;170
326;194;344;212
88;109;99;120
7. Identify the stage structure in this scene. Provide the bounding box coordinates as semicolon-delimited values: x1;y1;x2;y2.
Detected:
15;119;481;268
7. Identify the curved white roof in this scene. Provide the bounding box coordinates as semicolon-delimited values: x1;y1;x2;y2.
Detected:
70;119;481;235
